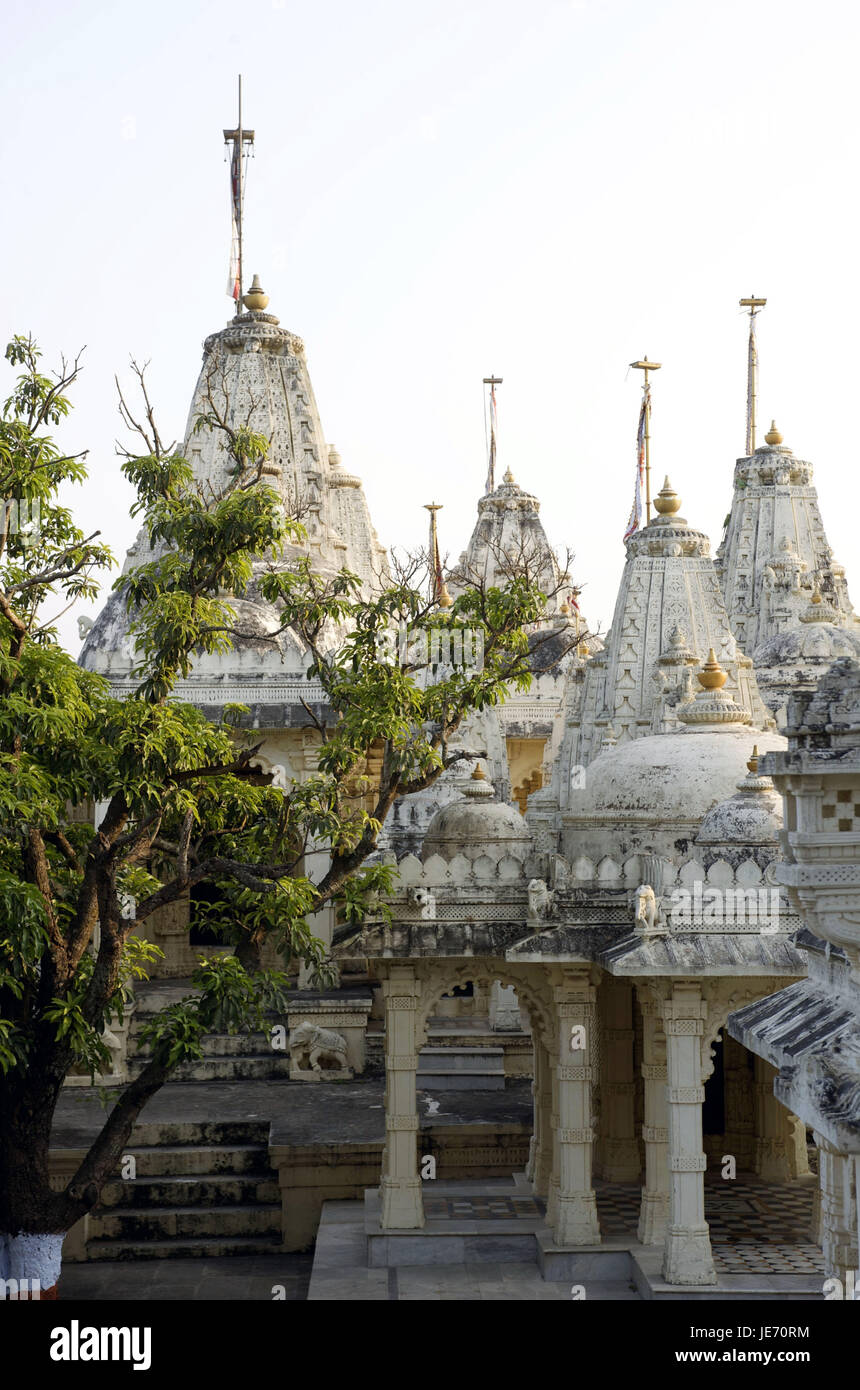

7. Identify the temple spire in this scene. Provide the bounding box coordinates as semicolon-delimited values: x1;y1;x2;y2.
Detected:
483;376;503;494
740;295;766;454
224;76;255;309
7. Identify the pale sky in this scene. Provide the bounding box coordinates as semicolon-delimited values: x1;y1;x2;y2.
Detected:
4;0;859;656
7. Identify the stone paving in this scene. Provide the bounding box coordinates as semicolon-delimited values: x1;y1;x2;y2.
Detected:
308;1199;641;1301
52;1077;534;1147
58;1253;313;1301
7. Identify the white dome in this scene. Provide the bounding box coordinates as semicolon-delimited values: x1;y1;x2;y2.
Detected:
696;784;782;846
567;726;786;827
422;774;532;861
754;622;860;668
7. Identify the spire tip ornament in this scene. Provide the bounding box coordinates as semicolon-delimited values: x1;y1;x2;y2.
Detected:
764;420;783;446
242;274;269;311
698;648;728;690
653;476;681;516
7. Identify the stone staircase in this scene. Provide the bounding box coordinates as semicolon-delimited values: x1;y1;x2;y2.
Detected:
86;1120;282;1261
418;1046;505;1090
127;979;291;1083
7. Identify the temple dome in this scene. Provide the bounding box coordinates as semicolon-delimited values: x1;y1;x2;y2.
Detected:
753;622;860;668
422;768;532;862
565;725;786;829
696;748;783;846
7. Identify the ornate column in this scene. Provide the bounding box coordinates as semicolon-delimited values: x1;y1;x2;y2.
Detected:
552;970;601;1245
379;968;424;1229
531;1033;555;1199
637;992;670;1244
816;1133;858;1285
753;1057;810;1180
546;1033;560;1228
660;983;716;1284
722;1035;755;1171
599;979;640;1181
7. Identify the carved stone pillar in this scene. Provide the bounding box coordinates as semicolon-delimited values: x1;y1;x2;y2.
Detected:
816;1133;858;1284
660;984;716;1284
552;972;601;1245
546;1033;560;1228
527;1033;551;1195
753;1057;810;1180
379;969;424;1230
637;994;670;1244
599;980;640;1181
722;1034;755;1171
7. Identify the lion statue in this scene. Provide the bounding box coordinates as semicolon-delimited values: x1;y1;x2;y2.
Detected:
528;879;553;922
289;1021;349;1074
634;883;667;937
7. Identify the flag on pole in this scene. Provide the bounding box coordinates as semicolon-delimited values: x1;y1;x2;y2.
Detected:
227;138;242;302
485;381;499;494
745;315;757;456
623;390;648;542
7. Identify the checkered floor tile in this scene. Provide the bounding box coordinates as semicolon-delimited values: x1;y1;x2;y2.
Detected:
420;1177;823;1275
423;1195;545;1220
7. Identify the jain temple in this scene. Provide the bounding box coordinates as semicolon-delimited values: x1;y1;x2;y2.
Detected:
60;262;860;1301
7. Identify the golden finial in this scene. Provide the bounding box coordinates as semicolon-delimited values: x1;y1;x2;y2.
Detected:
503;466;515;484
242;274;269;311
471;764;486;781
653;476;681;516
764;420;783;445
559;600;570;615
747;744;759;775
438;581;454;608
811;583;822;605
697;647;728;690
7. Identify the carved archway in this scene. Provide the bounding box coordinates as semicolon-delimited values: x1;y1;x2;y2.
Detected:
414;958;554;1049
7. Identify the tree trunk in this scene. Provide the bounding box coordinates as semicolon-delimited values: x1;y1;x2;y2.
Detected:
0;1077;69;1300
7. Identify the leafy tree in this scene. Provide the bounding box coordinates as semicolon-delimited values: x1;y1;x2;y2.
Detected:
0;337;579;1282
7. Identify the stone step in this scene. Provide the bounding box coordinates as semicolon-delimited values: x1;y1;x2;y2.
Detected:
418;1046;506;1090
127;1054;293;1083
114;1144;272;1178
125;1120;271;1147
97;1175;280;1208
129;1028;277;1056
419;1047;505;1070
86;1235;282;1262
88;1203;282;1242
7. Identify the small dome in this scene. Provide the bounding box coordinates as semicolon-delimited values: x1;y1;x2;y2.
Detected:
754;623;860;668
696;748;783;846
422;769;532;861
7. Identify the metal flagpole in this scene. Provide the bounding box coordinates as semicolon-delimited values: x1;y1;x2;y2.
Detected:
237;75;243;308
224;79;255;312
630;357;661;522
740;296;766;454
424;502;443;603
482;376;503;494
